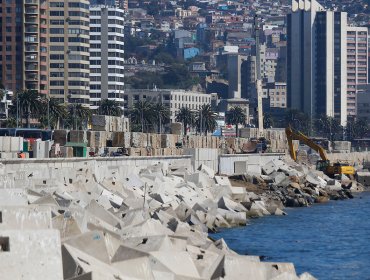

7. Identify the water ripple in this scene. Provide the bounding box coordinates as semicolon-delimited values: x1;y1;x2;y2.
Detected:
212;193;370;280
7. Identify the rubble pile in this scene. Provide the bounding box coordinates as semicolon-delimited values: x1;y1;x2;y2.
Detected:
0;160;319;280
230;159;365;210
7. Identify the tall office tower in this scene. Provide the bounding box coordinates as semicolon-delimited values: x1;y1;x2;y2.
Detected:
346;27;368;119
227;54;246;99
287;0;348;125
89;5;125;111
0;0;49;95
49;0;90;106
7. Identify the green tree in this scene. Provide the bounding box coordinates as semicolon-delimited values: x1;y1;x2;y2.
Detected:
176;107;194;135
352;118;369;139
38;97;67;129
99;99;123;117
16;90;42;128
153;103;170;133
226;106;246;137
263;113;275;129
129;100;156;132
66;104;91;130
196;104;217;135
285;109;311;135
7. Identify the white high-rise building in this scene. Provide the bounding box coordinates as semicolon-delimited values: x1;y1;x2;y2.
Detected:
346;27;368;118
287;0;348;125
89;5;125;111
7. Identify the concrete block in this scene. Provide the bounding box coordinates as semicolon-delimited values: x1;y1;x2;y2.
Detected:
234;161;247;174
357;171;370;186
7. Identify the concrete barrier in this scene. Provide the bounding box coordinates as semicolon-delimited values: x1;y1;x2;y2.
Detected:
219;153;285;175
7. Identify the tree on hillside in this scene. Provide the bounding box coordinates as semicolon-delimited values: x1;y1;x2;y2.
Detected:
176;107;195;135
226;106;246;137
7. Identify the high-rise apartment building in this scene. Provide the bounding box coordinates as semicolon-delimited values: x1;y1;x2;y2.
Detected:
49;0;90;106
287;0;348;125
0;0;49;95
89;5;125;110
346;27;368;118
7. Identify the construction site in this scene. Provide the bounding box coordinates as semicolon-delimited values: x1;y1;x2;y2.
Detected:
1;121;370;280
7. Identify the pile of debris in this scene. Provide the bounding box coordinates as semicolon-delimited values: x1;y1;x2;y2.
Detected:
230;158;365;209
0;160;318;280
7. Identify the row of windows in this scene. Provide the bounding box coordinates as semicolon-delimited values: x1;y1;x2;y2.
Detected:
90;10;124;17
50;11;88;17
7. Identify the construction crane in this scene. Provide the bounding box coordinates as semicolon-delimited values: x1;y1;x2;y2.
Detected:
285;127;355;177
254;15;264;137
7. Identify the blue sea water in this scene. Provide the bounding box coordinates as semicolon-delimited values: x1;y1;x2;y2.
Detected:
211;193;370;280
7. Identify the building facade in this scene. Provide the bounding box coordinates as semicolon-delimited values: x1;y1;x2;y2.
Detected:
89;5;125;110
269;82;287;108
356;84;370;121
0;0;49;95
346;27;368;118
287;0;347;125
123;89;213;122
48;0;90;106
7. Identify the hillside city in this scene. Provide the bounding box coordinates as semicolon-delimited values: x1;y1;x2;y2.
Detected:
0;0;369;142
2;1;370;280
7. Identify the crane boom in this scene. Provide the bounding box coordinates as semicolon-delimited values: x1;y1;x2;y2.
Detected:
285;127;328;161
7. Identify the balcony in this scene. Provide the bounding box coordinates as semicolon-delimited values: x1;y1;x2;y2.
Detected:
25;36;38;43
25;8;38;14
26;74;38;81
25;46;38;52
25;0;38;5
25;18;38;24
25;27;38;33
25;55;38;61
25;64;38;71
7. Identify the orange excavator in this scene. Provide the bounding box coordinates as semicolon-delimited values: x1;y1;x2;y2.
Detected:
285;127;355;177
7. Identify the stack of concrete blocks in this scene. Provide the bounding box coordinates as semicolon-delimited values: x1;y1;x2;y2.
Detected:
32;139;54;159
0;136;24;158
112;132;130;148
264;129;288;153
69;130;87;144
91;115;129;132
87;131;108;148
333;141;351;153
184;148;219;172
0;206;63;280
239;128;259;139
52;130;68;145
131;132;147;148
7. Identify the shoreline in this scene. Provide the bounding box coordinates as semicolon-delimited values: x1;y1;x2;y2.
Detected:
0;157;367;279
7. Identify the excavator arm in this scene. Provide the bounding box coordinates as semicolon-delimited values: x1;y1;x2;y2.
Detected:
285;127;328;161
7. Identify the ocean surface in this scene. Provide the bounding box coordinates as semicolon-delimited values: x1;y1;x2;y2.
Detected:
211;192;370;280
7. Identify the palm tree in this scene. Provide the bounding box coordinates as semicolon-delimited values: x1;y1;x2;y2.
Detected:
153;103;170;133
226;106;246;137
196;104;217;135
129;100;156;132
99;99;123;117
16;89;42;128
67;104;91;130
39;97;68;129
176;106;194;135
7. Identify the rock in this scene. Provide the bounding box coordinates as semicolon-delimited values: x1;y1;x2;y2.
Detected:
274;208;287;216
315;196;329;203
